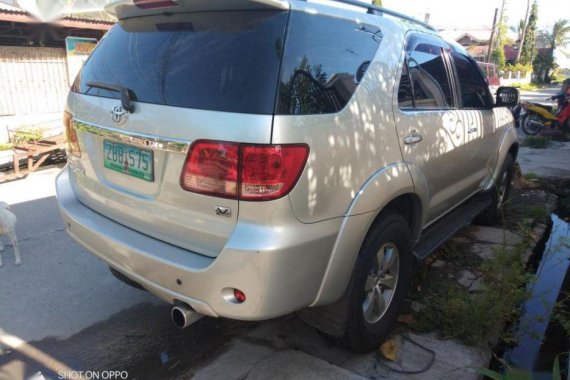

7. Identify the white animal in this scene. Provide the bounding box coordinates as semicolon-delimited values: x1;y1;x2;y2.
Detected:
0;202;20;266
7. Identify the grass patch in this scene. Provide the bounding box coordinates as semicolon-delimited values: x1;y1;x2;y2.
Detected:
512;82;540;91
414;242;532;345
523;172;539;181
0;143;13;151
528;204;549;221
522;136;550;149
11;127;44;146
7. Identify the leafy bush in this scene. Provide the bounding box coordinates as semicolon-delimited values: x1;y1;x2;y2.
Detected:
0;143;13;151
505;63;533;76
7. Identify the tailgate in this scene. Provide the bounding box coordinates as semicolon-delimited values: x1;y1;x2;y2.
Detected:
65;10;287;257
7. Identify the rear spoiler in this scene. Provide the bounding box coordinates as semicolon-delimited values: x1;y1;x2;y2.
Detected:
106;0;290;20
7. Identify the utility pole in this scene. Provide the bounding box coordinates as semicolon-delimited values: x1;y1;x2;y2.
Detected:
487;8;499;62
515;0;531;63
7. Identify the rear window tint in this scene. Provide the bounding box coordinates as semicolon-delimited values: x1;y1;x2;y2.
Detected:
73;11;287;114
277;12;381;115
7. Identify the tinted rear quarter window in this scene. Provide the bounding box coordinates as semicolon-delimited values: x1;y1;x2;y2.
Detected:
74;11;287;114
277;12;381;115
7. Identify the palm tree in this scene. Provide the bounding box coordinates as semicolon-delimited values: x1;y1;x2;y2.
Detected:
551;19;570;56
552;20;570;47
537;19;570;82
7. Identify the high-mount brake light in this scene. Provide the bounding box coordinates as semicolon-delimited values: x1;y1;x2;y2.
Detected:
180;141;309;201
133;0;178;10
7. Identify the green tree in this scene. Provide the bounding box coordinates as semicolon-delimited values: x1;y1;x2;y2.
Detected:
551;19;570;55
372;0;383;6
492;17;508;69
519;1;538;65
536;19;570;82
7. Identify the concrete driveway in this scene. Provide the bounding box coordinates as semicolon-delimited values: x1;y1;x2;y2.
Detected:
0;89;565;380
0;166;495;380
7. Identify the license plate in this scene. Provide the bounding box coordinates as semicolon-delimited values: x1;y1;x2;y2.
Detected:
103;140;154;182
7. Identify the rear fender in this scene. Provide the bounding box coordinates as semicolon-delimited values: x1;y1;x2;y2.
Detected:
310;161;427;307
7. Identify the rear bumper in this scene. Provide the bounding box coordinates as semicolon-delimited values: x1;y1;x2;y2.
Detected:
56;166;342;320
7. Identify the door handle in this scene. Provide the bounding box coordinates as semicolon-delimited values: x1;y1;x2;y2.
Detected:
468;127;478;134
404;131;423;145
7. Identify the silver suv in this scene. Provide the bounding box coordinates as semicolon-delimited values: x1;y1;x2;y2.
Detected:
56;0;519;352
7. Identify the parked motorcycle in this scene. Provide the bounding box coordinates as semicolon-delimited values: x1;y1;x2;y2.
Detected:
520;88;570;135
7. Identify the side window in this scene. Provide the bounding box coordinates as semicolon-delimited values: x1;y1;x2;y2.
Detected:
277;12;381;115
452;52;493;109
407;43;453;109
398;37;454;110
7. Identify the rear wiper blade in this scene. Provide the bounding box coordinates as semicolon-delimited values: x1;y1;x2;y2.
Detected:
86;82;136;113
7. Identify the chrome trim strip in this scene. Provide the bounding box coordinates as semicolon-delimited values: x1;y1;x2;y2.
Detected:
73;119;191;154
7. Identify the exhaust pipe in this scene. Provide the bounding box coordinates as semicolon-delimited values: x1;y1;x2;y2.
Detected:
171;304;201;329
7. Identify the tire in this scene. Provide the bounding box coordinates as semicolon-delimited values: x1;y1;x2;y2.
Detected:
474;154;515;226
337;212;414;352
521;113;544;135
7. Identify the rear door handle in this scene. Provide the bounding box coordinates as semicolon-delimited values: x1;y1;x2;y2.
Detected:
404;131;423;145
468;127;477;134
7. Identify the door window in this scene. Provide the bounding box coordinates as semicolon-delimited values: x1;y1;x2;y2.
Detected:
398;37;454;109
451;52;494;109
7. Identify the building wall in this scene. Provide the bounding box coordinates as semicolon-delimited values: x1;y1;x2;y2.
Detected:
0;46;69;116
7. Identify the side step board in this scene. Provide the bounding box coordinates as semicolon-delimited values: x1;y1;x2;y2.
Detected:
414;195;492;260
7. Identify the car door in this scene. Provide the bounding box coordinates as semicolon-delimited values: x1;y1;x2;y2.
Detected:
449;49;499;201
393;33;465;224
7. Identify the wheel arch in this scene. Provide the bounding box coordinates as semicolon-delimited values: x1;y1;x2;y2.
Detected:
310;161;425;308
485;126;519;192
300;191;424;337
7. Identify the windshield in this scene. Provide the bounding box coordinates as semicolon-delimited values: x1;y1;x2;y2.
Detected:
73;10;288;115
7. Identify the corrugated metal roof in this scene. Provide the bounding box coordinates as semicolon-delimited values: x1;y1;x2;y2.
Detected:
0;8;114;29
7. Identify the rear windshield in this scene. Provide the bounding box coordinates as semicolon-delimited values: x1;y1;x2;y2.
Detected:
73;11;287;114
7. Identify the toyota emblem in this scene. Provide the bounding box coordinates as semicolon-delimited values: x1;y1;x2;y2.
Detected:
111;105;128;125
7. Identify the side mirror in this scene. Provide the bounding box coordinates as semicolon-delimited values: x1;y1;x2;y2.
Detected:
495;86;519;107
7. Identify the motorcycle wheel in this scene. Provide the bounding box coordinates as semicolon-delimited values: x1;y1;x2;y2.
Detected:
521;113;544;135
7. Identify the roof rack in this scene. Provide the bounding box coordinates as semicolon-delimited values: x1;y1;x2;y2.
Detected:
300;0;436;31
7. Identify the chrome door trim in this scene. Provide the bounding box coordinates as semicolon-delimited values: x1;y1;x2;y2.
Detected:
73;119;191;154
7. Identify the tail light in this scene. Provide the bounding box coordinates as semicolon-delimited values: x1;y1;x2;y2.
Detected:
180;141;309;201
180;141;239;198
63;111;81;158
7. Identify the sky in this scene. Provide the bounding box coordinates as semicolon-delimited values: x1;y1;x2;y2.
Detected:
380;0;570;68
381;0;568;30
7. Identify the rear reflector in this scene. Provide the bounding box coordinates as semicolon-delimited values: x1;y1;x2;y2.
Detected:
134;0;177;9
63;111;81;158
180;141;309;201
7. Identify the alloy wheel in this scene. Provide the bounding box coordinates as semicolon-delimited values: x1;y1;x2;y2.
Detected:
362;243;400;324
